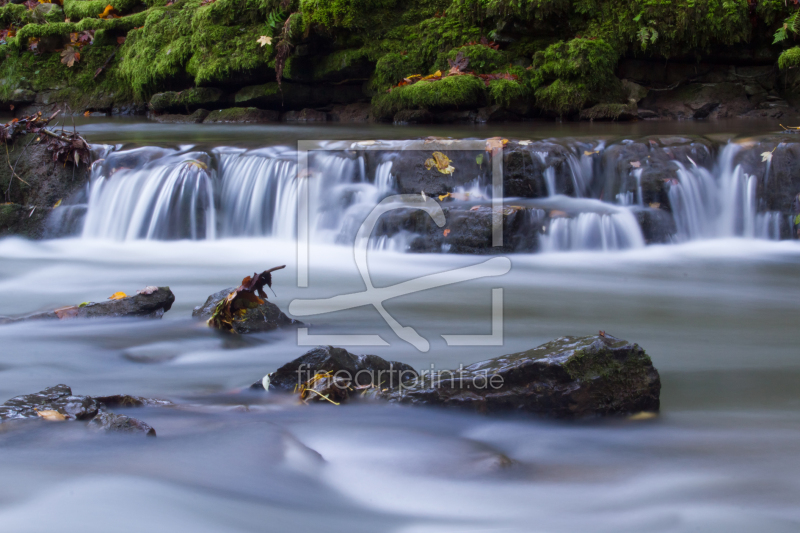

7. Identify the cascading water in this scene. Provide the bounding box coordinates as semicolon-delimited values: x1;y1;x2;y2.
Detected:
72;137;793;251
669;144;783;241
82;148;216;240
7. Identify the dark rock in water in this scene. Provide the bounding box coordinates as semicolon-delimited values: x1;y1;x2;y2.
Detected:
153;109;210;123
88;412;156;437
0;385;160;436
4;287;176;324
192;287;301;334
377;334;660;418
476;105;520;123
329;103;372;123
0;384;99;421
389;149;492;196
253;345;418;391
634;208;677;244
94;395;172;409
260;336;661;418
375;204;544;254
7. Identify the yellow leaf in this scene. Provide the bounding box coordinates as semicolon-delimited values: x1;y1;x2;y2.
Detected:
583;150;599;156
256;35;272;47
53;198;62;208
108;292;127;300
438;192;451;201
630;160;641;168
649;202;661;209
98;4;119;18
35;409;66;421
628;412;658;421
183;159;207;170
425;152;455;175
420;70;442;81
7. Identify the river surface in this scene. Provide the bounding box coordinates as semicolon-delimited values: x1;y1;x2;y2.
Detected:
0;120;799;532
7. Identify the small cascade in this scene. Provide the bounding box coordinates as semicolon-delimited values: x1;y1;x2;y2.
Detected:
540;209;645;252
217;147;298;238
82;148;216;240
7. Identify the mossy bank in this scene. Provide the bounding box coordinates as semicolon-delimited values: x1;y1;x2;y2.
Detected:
2;0;800;122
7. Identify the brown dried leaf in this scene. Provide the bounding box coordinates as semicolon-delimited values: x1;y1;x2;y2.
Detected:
60;46;80;67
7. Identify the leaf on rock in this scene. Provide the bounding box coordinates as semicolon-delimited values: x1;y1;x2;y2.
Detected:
629;160;641;168
470;205;481;211
208;266;286;331
424;152;455;175
584;150;599;156
475;153;484;166
35;409;66;421
60;46;80;67
518;140;531;146
183;159;207;170
108;292;127;300
257;35;272;47
761;151;773;163
443;229;450;237
628;411;658;421
137;286;159;295
53;198;62;208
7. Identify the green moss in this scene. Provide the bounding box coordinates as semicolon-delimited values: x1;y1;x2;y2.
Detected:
488;78;526;107
299;0;398;31
371;74;486;120
445;44;507;74
779;46;800;70
370;52;424;90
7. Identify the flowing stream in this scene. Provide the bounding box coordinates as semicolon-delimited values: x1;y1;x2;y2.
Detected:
0;120;799;532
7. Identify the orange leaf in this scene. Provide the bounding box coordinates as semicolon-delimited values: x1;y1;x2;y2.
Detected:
98;4;120;18
443;229;450;237
84;110;91;117
35;409;66;421
108;292;127;300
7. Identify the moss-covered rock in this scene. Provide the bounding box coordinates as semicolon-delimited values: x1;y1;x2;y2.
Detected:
152;108;210;123
203;107;279;123
149;87;224;112
372;75;487;120
579;101;638;121
378;334;661;417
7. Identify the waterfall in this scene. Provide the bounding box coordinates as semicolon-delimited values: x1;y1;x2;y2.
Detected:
540;209;645;252
217;148;298;238
82;148;216;240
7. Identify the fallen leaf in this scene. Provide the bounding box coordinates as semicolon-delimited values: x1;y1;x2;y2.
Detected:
584;150;599;156
470;205;481;211
208;266;285;331
761;151;773;163
60;46;80;67
475;153;484;166
628;412;658;421
84;110;91;117
78;302;89;307
116;36;126;44
35;409;66;421
108;292;127;300
629;161;641;168
420;70;442;81
649;202;661;209
447;51;469;74
183;159;207;170
53;198;62;208
549;210;569;218
137;286;159;295
518;140;531;146
438;192;451;201
443;229;450;237
424;151;455;175
98;4;120;18
257;35;272;47
54;306;79;319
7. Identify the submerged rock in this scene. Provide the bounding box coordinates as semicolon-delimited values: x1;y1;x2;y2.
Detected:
2;287;176;324
192;287;300;334
0;385;162;436
258;335;661;418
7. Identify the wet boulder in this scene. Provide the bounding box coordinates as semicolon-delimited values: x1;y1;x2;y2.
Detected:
192;287;300;334
377;334;661;418
0;385;162;436
3;287;176;324
389;148;492;196
149;88;225;113
503;141;576;198
253;345;417;392
88;412;156;437
374;204;544;254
